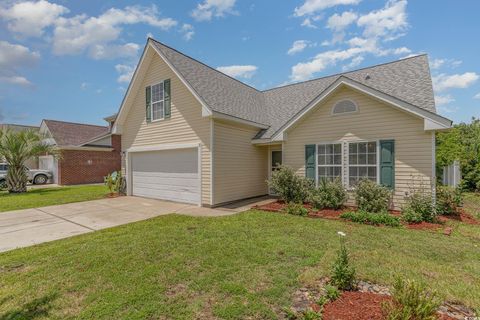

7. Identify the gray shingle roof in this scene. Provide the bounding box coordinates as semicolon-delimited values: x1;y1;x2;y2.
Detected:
44;120;109;147
151;39;437;140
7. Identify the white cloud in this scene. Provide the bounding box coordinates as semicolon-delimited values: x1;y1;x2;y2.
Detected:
433;72;479;92
434;94;455;106
430;59;445;70
430;58;462;70
294;0;361;17
115;64;135;83
216;65;258;79
0;0;68;37
89;43;140;60
342;56;364;71
300;14;323;28
191;0;237;22
80;82;88;90
474;93;480;99
52;5;177;58
0;41;39;86
287;40;310;55
180;23;195;41
327;11;358;32
437;105;459;114
0;76;32;86
357;0;408;40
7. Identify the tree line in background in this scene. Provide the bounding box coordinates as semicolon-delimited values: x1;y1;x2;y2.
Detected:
436;117;480;192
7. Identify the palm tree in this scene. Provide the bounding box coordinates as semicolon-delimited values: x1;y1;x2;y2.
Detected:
0;129;59;193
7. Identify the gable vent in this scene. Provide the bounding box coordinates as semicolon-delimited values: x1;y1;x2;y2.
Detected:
332;99;358;114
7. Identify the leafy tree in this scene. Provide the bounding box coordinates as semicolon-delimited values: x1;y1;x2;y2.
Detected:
0;129;59;193
436;117;480;191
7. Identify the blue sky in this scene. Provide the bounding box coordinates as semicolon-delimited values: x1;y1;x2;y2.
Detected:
0;0;479;127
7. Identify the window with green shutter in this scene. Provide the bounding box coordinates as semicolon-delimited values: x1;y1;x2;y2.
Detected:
305;145;316;180
145;86;151;123
147;79;171;122
380;140;395;189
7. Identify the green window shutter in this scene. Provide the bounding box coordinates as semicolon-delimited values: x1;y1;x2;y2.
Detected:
164;79;171;118
380;140;395;189
145;86;151;123
305;144;316;181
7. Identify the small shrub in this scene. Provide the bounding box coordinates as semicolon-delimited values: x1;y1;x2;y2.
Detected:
268;165;314;204
284;202;309;216
340;211;401;227
104;171;125;195
355;179;392;213
324;284;340;301
310;178;347;210
330;234;356;291
402;192;436;223
301;310;321;320
383;277;441;320
436;186;463;215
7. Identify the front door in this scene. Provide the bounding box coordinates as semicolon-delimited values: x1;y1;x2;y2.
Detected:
271;150;282;172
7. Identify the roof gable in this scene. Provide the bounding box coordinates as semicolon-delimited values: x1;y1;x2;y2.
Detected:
43;120;109;147
113;38;447;140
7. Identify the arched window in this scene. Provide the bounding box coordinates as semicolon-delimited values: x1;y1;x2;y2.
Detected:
332;99;357;115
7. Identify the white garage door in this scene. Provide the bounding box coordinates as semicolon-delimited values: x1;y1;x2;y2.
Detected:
131;148;200;204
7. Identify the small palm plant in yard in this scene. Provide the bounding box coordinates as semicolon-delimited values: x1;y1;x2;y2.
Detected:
0;129;59;193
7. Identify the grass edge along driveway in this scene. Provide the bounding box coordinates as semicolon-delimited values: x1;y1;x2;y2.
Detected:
0;185;109;213
0;207;478;320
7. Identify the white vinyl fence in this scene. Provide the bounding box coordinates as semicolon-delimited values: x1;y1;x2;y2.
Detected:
442;160;461;188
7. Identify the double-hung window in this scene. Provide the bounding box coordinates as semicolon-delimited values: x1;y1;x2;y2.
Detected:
348;141;377;186
151;82;165;121
317;143;342;181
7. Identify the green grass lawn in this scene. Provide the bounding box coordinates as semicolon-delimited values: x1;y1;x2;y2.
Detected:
0;202;479;319
0;185;109;212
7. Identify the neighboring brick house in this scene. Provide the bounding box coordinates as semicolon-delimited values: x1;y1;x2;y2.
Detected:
39;119;121;185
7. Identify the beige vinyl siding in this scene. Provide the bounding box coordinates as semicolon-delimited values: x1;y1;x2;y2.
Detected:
284;86;433;209
121;50;211;205
213;120;268;205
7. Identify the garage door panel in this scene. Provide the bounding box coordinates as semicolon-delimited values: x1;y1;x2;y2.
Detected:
133;187;199;204
131;148;200;205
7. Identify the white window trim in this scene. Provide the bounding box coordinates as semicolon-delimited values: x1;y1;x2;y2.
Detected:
315;141;344;187
151;81;165;122
346;140;380;189
331;99;358;116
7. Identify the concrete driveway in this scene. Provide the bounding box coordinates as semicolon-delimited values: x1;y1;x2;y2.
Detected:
0;196;273;253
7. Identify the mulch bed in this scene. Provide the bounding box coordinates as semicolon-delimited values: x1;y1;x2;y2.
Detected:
253;200;480;233
322;291;390;320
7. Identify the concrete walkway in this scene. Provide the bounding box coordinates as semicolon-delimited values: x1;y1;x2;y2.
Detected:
0;196;274;253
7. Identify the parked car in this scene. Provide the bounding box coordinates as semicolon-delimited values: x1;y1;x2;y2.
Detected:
0;163;52;185
0;172;5;189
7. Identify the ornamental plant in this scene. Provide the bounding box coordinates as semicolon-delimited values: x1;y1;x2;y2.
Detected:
383;277;441;320
354;179;391;213
267;165;313;204
436;186;463;215
309;178;347;210
330;232;356;291
401;192;436;223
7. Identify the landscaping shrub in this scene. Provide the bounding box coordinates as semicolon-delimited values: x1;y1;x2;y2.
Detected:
383;277;441;320
340;211;401;227
436;186;463;215
354;179;391;213
324;284;340;301
309;178;347;210
268;165;313;204
330;233;356;291
104;171;125;195
283;202;309;216
401;192;436;223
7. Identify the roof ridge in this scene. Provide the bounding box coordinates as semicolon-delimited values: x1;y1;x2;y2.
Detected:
43;119;108;129
262;54;428;93
150;38;261;93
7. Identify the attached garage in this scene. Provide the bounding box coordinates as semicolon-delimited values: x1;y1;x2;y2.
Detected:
129;146;201;205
